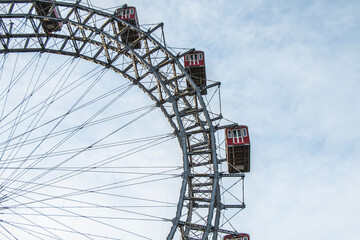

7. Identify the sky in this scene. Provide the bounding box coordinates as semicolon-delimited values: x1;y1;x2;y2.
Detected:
92;0;360;239
2;0;360;239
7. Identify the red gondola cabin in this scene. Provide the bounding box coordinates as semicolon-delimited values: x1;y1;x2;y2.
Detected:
224;233;250;240
225;125;250;173
184;51;207;95
114;6;141;49
34;0;62;33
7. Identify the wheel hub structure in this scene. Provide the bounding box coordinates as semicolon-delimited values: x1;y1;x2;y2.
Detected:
0;1;246;239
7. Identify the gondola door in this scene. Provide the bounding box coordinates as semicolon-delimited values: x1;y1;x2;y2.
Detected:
232;128;244;144
122;9;130;19
190;54;199;66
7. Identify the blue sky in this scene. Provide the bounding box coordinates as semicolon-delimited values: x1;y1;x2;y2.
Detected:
89;0;360;239
100;0;360;239
2;0;359;239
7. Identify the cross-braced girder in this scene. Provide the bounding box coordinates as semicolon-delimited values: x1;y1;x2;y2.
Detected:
0;1;246;239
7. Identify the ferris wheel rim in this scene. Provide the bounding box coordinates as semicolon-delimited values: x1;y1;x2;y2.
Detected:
0;1;240;239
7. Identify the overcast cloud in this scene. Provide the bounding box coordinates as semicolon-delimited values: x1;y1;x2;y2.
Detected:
5;0;359;239
89;0;360;239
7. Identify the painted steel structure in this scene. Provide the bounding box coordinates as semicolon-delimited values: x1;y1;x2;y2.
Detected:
34;0;62;32
225;126;251;173
223;233;250;240
114;5;141;49
0;1;247;239
184;51;207;95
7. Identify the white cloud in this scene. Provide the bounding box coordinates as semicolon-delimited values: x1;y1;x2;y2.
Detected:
2;0;360;239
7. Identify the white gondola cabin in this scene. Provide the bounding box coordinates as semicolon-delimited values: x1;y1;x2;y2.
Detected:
224;233;250;240
34;0;62;33
225;125;250;173
114;6;141;49
184;51;207;95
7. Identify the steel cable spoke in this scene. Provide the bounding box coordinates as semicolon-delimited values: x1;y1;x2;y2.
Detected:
0;1;245;239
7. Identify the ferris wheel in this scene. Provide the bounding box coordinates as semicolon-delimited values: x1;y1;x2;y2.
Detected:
0;1;250;239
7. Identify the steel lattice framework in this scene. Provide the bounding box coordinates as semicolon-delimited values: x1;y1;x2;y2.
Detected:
0;1;246;239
